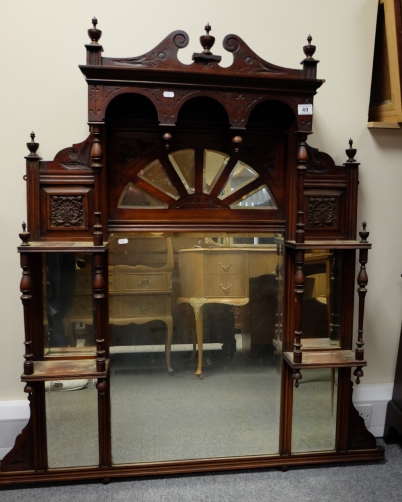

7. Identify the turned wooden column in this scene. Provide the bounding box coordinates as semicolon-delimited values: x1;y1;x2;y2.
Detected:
292;134;308;385
93;252;106;373
329;251;342;344
19;224;34;376
91;124;104;246
354;222;370;384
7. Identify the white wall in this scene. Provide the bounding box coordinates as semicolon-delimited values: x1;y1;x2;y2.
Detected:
0;0;400;407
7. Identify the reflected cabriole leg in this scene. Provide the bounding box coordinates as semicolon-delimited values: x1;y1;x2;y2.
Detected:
195;305;204;379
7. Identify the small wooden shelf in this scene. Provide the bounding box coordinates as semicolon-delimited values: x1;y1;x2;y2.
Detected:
303;338;342;351
285;240;371;250
21;359;109;381
18;241;108;253
283;350;366;369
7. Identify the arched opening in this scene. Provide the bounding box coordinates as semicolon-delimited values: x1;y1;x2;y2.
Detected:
106;93;159;127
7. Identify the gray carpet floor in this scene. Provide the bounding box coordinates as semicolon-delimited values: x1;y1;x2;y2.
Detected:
0;441;401;501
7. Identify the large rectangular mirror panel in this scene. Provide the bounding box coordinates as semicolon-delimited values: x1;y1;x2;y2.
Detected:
109;232;283;463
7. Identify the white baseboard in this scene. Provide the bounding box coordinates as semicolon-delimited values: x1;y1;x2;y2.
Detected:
0;401;29;460
352;383;394;437
0;383;394;460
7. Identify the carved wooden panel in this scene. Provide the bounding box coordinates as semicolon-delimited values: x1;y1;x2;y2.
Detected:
42;187;91;233
308;197;337;228
304;189;345;239
51;195;84;227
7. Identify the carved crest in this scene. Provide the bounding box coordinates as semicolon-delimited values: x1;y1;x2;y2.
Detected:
60;142;92;171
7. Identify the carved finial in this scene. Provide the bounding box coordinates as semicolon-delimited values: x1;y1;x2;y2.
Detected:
19;222;30;246
354;367;364;385
193;22;221;63
88;17;102;44
303;34;316;59
200;22;215;55
26;132;39;157
345;138;357;162
359;222;369;243
292;369;302;388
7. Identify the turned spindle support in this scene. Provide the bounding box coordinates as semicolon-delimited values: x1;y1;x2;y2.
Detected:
91;124;104;246
293;249;305;366
296;133;308;244
93;252;106;372
292;133;309;385
354;222;369;384
19;223;34;375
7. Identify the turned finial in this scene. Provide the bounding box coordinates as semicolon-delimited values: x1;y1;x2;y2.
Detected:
303;34;316;59
26;132;39;157
88;16;102;44
19;222;30;246
162;132;173;150
200;22;215;55
346;138;357;163
232;135;243;154
359;222;369;243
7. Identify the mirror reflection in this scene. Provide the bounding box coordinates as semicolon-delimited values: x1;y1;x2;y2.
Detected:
292;369;338;452
43;253;96;356
109;232;283;463
45;378;98;468
302;250;343;349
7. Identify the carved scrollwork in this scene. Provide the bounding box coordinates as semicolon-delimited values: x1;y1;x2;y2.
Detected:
223;35;287;75
60;141;92;170
115;46;175;69
308;197;336;228
141;88;200;124
88;85;101;117
51;195;84;227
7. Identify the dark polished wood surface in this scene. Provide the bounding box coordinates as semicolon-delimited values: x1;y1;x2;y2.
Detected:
0;20;383;485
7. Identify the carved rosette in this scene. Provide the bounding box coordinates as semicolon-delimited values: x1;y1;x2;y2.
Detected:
308;197;336;228
51;195;84;228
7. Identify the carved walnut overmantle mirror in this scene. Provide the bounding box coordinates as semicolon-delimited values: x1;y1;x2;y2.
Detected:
0;20;383;485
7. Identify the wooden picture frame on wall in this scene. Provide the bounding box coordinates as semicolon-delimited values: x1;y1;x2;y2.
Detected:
368;0;402;128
